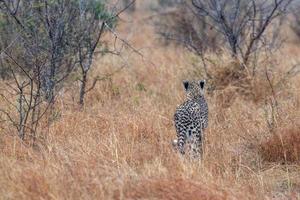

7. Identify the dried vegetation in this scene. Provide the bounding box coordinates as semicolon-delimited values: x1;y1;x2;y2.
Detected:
1;6;300;200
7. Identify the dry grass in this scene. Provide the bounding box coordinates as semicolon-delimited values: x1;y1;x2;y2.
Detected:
116;178;242;200
260;125;300;163
1;9;300;200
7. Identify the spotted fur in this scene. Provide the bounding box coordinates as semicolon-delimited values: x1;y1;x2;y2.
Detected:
173;80;208;157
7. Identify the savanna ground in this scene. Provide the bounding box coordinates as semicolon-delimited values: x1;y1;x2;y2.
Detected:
1;4;300;200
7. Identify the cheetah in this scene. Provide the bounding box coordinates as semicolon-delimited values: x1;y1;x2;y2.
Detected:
173;80;208;157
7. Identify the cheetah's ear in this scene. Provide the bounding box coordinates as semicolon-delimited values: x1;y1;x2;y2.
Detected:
183;80;189;91
199;80;206;89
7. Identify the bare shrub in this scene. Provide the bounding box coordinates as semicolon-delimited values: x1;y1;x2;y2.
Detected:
157;0;291;68
260;125;300;163
0;0;85;140
0;0;128;140
156;0;293;107
73;1;117;106
0;0;81;102
190;0;290;66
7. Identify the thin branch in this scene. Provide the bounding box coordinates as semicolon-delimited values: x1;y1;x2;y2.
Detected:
85;63;127;94
0;109;18;129
104;22;144;58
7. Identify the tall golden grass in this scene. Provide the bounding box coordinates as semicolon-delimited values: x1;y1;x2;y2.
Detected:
1;11;300;199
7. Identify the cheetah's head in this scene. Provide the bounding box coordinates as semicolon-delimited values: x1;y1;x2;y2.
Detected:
183;80;206;100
